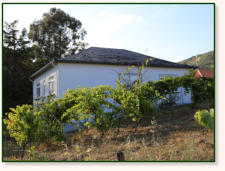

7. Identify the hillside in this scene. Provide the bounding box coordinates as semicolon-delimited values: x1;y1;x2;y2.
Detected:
179;51;214;71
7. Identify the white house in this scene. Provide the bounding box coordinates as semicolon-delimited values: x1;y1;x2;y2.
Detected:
30;47;194;105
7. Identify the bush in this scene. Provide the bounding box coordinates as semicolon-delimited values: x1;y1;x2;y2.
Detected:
143;70;214;106
115;75;155;123
194;109;214;129
191;78;214;103
3;104;39;147
62;85;121;136
34;96;69;141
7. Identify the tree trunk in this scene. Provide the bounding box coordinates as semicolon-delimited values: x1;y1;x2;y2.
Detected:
21;142;27;160
116;118;121;135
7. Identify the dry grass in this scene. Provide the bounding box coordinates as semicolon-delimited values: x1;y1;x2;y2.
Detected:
3;102;214;161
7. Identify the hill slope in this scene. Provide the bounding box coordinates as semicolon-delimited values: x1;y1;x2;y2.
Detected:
179;51;214;71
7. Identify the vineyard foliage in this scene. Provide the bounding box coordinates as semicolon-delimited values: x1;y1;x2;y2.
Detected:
194;109;214;129
3;105;39;147
61;86;122;135
4;68;214;147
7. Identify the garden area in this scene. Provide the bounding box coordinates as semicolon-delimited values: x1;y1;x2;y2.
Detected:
3;69;214;161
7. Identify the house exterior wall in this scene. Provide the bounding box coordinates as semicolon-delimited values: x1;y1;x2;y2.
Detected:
33;63;192;104
57;63;124;97
33;65;58;101
142;67;192;105
32;63;192;133
56;63;192;104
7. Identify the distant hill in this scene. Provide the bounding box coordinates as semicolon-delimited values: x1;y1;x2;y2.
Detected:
179;51;214;71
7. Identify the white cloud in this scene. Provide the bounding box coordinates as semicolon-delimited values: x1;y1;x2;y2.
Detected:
137;16;146;24
99;10;137;32
86;10;146;48
3;5;57;30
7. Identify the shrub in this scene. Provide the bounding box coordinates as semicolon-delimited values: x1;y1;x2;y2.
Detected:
34;94;79;141
143;70;214;106
3;105;39;147
115;69;155;123
191;78;214;103
114;79;141;122
194;109;214;129
62;85;121;136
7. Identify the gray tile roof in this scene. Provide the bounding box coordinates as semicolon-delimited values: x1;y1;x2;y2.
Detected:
57;47;194;68
31;47;196;80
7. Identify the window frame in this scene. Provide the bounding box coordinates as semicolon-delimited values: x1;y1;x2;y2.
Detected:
119;72;139;82
119;71;140;89
48;76;55;95
36;82;41;98
43;80;46;97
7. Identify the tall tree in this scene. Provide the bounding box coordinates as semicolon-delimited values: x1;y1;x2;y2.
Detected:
3;9;88;114
3;21;28;114
28;8;87;62
3;20;19;51
3;21;45;114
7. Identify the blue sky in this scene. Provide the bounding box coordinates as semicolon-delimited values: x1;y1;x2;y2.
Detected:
3;4;214;62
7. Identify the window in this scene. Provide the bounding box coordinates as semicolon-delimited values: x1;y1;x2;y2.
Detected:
125;72;138;82
43;80;45;97
119;72;139;89
48;76;54;95
36;82;40;98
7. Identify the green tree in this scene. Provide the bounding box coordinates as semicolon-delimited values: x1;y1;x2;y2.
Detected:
28;8;87;62
3;105;40;159
3;21;32;114
3;20;19;51
3;20;46;114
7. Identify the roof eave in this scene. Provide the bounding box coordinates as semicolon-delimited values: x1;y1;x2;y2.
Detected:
57;59;196;69
30;61;56;80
